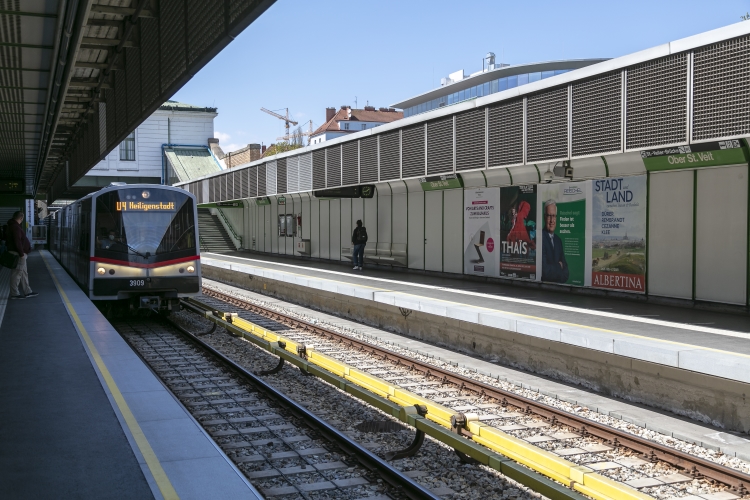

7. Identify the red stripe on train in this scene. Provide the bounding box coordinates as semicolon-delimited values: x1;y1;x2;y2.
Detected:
90;255;200;268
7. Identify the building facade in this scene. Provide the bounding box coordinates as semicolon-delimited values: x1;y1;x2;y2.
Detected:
310;106;403;145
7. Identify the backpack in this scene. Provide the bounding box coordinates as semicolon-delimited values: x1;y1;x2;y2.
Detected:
356;227;368;244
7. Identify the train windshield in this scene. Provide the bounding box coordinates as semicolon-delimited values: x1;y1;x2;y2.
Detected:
94;188;196;263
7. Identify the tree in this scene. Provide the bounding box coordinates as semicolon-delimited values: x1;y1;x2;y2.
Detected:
291;125;305;147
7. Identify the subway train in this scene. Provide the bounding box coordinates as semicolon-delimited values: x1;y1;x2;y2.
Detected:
48;183;201;313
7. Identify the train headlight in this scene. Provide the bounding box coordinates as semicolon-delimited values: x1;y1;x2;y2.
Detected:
97;267;106;275
186;265;195;273
141;190;150;199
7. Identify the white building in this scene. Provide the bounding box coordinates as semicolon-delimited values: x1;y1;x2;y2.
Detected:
73;101;222;190
309;106;403;145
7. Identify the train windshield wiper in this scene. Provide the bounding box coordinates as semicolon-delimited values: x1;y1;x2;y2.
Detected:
127;244;150;259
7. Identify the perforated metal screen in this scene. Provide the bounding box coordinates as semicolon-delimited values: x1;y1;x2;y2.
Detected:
456;108;485;171
693;35;750;140
572;72;622;157
360;136;378;182
527;88;569;162
488;100;523;166
266;160;277;195
287;156;299;193
277;158;287;194
249;166;258;197
402;125;425;178
626;53;687;149
238;168;249;198
326;146;341;187
257;164;266;196
379;131;400;181
312;150;325;189
299;153;313;191
427;118;453;175
218;173;226;201
342;141;359;185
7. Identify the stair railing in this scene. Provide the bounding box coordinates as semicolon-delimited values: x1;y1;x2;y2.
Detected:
216;208;242;248
199;235;209;253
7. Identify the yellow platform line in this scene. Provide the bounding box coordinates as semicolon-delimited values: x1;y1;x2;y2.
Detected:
42;253;179;500
205;306;652;500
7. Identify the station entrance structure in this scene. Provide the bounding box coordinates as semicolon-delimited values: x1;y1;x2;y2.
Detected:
179;23;750;310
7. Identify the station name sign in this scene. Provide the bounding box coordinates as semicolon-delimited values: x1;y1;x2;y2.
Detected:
313;185;375;199
641;140;748;172
116;201;176;211
419;174;463;191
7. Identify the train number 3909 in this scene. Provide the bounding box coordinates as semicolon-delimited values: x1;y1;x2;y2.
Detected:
129;280;146;287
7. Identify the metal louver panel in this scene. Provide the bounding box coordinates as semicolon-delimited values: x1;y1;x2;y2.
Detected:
239;168;249;198
360;136;378;182
572;72;622;157
231;170;240;199
257;164;266;196
402;125;425;178
326;146;341;187
342;142;359;185
488;100;523;166
218;174;226;201
379;131;400;181
427;117;453;175
287;156;299;193
228;171;235;200
249;167;258;197
312;150;325;189
456;108;485;171
266;160;277;195
299;153;313;191
626;53;687;149
693;35;750;140
277;158;287;195
527;87;569;162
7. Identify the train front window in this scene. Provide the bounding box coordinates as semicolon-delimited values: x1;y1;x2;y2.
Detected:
94;188;196;263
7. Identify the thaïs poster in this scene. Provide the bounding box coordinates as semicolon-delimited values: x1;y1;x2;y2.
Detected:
537;182;592;286
591;175;647;293
499;185;537;279
463;187;500;276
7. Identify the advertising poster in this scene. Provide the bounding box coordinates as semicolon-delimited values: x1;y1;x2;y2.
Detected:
463;187;500;276
499;185;537;279
537;182;592;286
591;175;647;293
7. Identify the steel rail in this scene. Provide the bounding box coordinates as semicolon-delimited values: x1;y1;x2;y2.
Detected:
162;313;440;500
200;287;750;496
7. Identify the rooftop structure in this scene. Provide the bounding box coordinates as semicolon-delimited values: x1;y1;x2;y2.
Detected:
392;57;607;118
310;106;403;145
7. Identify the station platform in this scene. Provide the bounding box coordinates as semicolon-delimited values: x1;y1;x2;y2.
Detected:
201;251;750;436
0;251;262;500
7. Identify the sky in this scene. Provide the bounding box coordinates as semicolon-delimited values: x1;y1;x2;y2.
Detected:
171;0;750;153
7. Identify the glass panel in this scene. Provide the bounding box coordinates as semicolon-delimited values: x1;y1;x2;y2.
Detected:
554;69;569;76
518;73;529;85
491;79;499;93
458;90;465;101
542;70;555;79
507;75;517;88
470;86;477;98
499;78;507;91
484;82;490;95
119;131;135;161
529;72;541;82
94;188;196;264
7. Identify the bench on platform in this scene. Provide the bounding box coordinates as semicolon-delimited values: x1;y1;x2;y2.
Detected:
341;242;407;267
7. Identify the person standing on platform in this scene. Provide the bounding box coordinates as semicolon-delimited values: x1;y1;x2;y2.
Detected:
7;211;37;299
351;219;368;270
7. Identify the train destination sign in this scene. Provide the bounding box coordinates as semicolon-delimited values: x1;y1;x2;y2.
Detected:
0;178;24;194
640;140;749;171
116;201;176;211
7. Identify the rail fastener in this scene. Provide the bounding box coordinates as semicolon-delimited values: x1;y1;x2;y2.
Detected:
186;298;655;500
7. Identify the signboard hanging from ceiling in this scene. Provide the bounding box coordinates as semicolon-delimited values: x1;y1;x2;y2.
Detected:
0;179;24;194
313;185;376;199
640;140;749;172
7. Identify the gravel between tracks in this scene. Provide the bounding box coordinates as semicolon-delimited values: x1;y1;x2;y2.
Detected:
200;279;750;478
171;309;546;500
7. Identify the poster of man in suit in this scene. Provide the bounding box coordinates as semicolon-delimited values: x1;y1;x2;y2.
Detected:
537;182;592;286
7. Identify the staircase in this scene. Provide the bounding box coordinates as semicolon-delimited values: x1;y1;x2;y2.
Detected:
197;208;236;254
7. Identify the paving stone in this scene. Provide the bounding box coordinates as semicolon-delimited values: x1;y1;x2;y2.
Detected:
233;454;265;463
223;441;251;449
210;429;239;436
403;470;428;478
524;421;551;428
524;435;557;443
314;461;347;471
228;416;258;424
554;447;587;456
581;444;613;453
333;477;369;488
656;473;692;484
698;493;739;500
270;451;299;459
297;481;335;492
298;447;329;456
498;424;528;431
239;426;269;434
452;405;478;411
262;486;298;496
549;432;580;440
247;469;280;479
283;435;312;444
616;457;649;467
268;424;295;431
475;403;500;409
430;486;457;495
624;477;664;488
588;461;622;471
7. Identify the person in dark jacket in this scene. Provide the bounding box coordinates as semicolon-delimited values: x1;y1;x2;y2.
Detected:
540;200;569;283
7;211;37;299
351;219;367;270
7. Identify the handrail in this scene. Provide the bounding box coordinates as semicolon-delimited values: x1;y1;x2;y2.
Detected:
199;235;209;252
216;208;242;247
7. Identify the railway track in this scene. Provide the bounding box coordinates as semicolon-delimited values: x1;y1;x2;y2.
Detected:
193;285;750;500
112;316;440;500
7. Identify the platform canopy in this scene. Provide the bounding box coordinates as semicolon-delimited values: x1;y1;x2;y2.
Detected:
0;0;274;204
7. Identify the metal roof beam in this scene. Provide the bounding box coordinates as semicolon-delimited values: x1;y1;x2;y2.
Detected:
0;9;57;18
80;37;136;48
89;5;156;17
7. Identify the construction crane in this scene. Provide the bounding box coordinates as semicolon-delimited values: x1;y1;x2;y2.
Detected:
276;120;314;145
260;107;298;139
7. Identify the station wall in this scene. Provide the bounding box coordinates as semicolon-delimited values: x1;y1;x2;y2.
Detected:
218;161;750;307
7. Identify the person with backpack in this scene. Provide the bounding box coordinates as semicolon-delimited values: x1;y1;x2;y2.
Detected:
351;219;368;270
